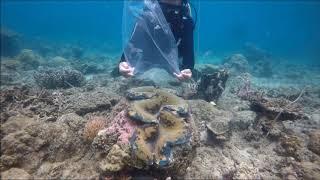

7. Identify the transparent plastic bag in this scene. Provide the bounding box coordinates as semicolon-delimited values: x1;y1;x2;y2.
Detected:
122;0;180;75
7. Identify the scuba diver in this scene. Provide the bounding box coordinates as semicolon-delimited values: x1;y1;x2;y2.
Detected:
119;0;195;81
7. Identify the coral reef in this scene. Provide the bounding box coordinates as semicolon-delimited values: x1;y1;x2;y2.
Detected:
194;64;220;76
197;69;229;102
275;135;302;160
307;130;320;155
99;144;130;172
33;67;85;89
92;129;118;153
1;58;21;71
1;30;319;179
60;90;120;115
0;86;37;123
97;87;196;176
223;54;249;75
105;110;137;144
179;81;198;99
47;56;69;67
296;161;320;179
206;119;230;141
1;168;32;179
83;116;107;142
128;87;194;169
250;96;304;121
16;49;43;70
188;100;232;142
0;113;89;173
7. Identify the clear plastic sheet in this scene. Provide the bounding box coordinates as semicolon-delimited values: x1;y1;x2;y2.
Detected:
122;0;180;74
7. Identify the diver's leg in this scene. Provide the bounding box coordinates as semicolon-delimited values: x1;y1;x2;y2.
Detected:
180;16;195;70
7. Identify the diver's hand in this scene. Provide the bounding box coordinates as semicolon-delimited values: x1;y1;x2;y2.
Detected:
119;62;134;77
174;69;192;81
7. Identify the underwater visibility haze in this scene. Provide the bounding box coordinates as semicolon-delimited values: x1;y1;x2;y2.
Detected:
1;0;320;179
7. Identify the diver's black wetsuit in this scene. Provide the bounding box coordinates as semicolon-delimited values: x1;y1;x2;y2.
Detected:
121;0;195;70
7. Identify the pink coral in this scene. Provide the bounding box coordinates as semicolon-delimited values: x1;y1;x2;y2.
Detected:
106;110;137;144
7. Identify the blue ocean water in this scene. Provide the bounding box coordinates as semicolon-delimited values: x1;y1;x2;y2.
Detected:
1;0;320;65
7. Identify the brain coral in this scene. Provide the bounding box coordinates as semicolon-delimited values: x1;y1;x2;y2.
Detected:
126;87;192;168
